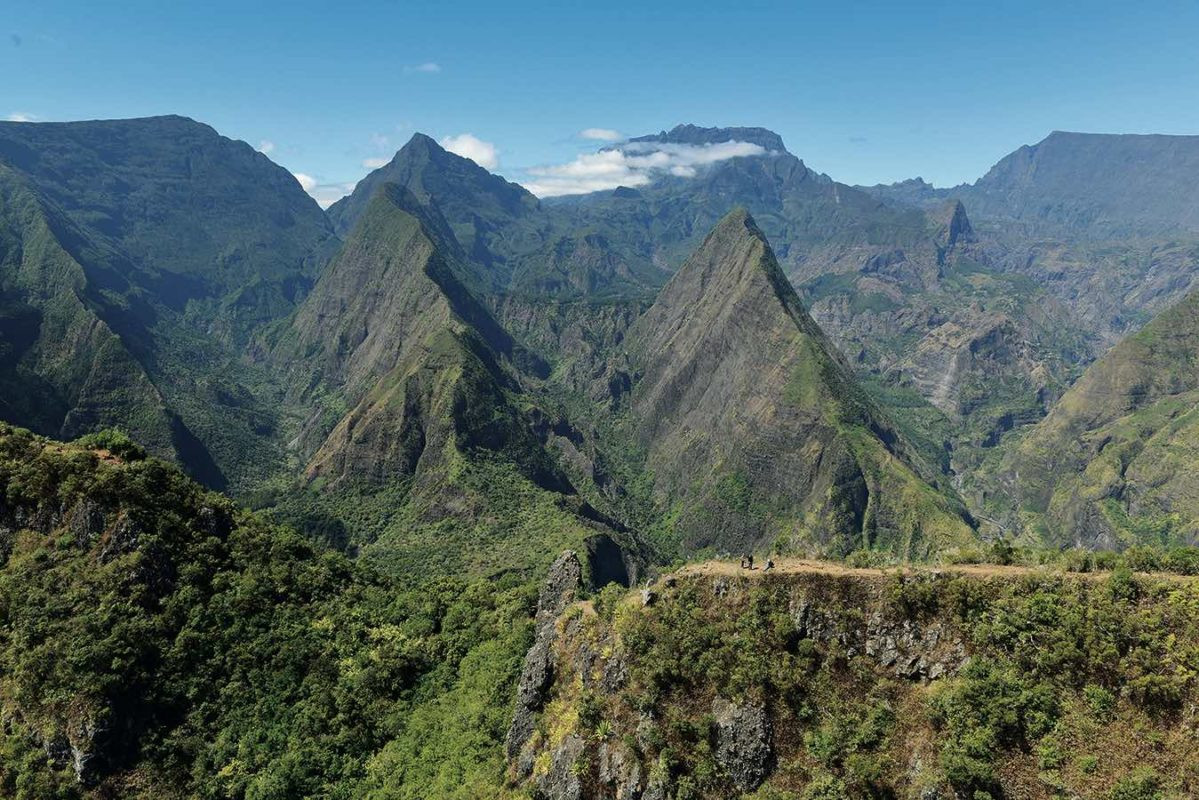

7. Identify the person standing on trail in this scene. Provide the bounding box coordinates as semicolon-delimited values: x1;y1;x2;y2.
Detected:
746;553;754;570
765;557;775;571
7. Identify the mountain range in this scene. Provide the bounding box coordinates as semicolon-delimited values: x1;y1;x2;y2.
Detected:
4;113;1199;797
5;116;1199;565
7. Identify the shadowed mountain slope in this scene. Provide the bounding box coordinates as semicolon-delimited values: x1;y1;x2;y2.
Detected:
994;287;1199;548
0;116;340;491
0;115;336;341
270;183;644;581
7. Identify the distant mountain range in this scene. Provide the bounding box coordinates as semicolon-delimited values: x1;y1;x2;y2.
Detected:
3;114;1199;573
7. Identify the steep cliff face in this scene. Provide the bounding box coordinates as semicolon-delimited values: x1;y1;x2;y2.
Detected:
267;183;644;581
994;287;1199;547
801;198;1094;473
510;560;1199;800
626;210;974;558
0;165;177;462
0;115;336;343
0;116;340;493
964;131;1199;240
866;132;1199;349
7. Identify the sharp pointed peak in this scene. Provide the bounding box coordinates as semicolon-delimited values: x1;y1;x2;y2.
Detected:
934;198;975;248
404;131;441;149
668;208;807;323
700;206;767;247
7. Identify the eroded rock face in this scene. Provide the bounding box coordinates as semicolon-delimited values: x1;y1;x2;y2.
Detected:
790;590;968;681
597;740;643;800
712;698;772;793
506;572;977;799
535;734;585;800
506;551;583;773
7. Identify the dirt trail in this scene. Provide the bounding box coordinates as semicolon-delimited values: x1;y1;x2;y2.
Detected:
671;557;1198;583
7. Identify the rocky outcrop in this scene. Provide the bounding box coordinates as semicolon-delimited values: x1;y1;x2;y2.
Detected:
711;698;772;792
506;551;584;774
535;734;585;800
933;199;975;252
790;588;968;681
507;570;980;799
596;741;643;800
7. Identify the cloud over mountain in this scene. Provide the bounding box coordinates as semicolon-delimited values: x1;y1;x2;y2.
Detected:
439;133;499;169
522;139;768;197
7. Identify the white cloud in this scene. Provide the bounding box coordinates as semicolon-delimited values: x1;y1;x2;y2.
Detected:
258;140;275;154
292;171;354;208
362;157;389;169
6;112;37;122
292;172;317;192
522;139;769;197
404;62;441;74
309;183;356;209
439;133;499;170
579;128;622;142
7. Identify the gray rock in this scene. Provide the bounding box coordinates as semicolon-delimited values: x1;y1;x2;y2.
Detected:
598;740;643;800
642;775;668;800
635;711;658;752
712;697;772;792
506;552;584;768
537;551;585;628
600;649;628;693
535;734;585;800
98;512;141;563
66;499;106;546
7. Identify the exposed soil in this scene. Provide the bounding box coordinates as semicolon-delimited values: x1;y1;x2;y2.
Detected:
672;557;1199;582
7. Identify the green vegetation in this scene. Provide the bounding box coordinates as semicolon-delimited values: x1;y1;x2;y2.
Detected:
995;287;1199;547
10;117;1199;800
0;424;535;799
524;568;1199;799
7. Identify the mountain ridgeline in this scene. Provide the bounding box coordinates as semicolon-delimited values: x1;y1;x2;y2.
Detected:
0;116;337;493
3;115;1199;798
5;115;1199;566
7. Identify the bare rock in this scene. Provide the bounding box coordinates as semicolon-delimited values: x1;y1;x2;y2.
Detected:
507;552;584;770
535;734;585;800
66;498;106;546
598;740;643;800
712;697;772;792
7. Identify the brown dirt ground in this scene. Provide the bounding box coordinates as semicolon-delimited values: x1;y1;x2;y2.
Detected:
671;557;1199;582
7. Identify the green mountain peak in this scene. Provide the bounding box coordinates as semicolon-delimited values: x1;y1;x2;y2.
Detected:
628;209;975;557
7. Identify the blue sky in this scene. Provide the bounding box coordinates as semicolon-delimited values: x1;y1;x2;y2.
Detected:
5;0;1199;205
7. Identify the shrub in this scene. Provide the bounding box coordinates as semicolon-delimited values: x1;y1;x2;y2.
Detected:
801;774;847;800
1108;767;1163;800
989;538;1015;566
1164;547;1199;575
1083;684;1116;720
74;428;147;461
